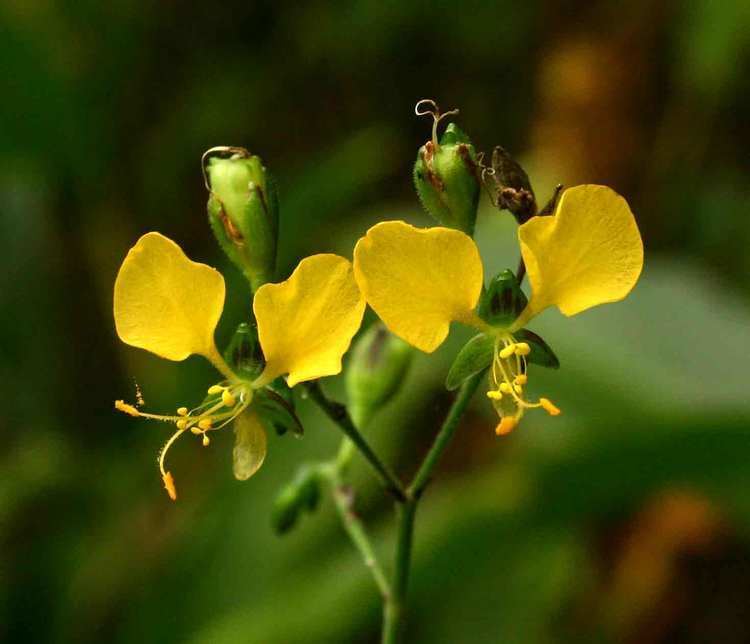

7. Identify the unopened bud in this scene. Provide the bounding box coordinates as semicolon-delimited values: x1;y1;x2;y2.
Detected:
413;101;480;235
271;465;321;535
345;322;413;427
204;147;279;291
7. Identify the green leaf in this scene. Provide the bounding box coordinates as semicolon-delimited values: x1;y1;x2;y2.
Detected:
255;387;304;437
515;329;559;369
446;333;495;390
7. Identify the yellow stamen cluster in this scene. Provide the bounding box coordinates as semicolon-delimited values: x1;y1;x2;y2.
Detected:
485;335;560;436
114;381;252;500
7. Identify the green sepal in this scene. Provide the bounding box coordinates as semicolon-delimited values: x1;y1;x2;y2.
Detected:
223;322;265;380
206;151;279;291
477;269;528;327
254;387;304;437
515;328;560;369
271;465;321;535
446;332;495;391
345;323;413;427
413;123;480;236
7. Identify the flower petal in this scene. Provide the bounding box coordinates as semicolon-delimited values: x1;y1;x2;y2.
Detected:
233;411;267;480
353;220;484;353
114;232;225;361
254;254;365;387
518;185;643;319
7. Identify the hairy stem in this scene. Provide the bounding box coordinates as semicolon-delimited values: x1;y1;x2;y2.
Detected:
324;469;392;600
383;372;483;642
305;381;407;502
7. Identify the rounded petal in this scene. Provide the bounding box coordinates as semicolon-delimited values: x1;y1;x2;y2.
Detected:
353;220;483;353
254;254;365;387
233;411;267;481
114;232;225;361
518;185;643;318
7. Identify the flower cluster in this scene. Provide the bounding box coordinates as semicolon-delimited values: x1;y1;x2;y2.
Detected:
114;121;643;500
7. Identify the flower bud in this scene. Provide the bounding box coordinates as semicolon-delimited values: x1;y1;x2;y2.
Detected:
477;269;528;327
271;465;321;535
413;103;480;236
204;147;279;291
345;322;413;427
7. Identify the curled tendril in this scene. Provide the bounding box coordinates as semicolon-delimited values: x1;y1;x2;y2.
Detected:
476;151;499;205
201;146;251;192
414;98;460;146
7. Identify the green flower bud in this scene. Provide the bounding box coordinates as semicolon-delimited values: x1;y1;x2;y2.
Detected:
477;269;528;327
345;322;413;428
271;465;321;535
413;101;480;235
204;147;279;291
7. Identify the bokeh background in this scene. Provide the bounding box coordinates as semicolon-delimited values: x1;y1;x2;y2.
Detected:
2;2;750;642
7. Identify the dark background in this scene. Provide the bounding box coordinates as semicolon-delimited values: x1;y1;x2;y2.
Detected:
2;1;750;642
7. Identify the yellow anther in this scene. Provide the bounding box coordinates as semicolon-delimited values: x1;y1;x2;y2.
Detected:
177;406;188;416
162;472;177;501
198;418;213;430
486;390;503;401
514;374;528;385
115;400;140;417
514;384;523;395
207;384;224;395
515;342;531;356
176;419;188;430
540;397;561;416
499;344;516;360
499;382;513;394
495;417;518;436
190;426;202;435
202;435;210;447
222;389;236;407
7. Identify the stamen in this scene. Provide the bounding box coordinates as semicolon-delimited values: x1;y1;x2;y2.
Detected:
514;342;531;356
198;418;213;430
514;374;528;385
539;398;561;416
486;391;503;400
499;344;516;360
499;382;513;394
207;384;224;395
202;435;210;447
176;419;188;430
115;400;140;417
162;472;177;501
190;427;202;435
177;407;188;416
495;417;518;436
222;389;236;407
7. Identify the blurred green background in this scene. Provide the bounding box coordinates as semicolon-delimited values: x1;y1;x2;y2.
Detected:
2;1;750;642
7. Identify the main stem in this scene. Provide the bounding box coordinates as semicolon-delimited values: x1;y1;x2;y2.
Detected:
382;371;484;643
305;382;407;502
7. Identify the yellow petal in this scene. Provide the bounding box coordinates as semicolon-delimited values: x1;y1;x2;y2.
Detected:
254;254;365;387
353;220;484;353
518;185;643;320
114;232;225;361
233;411;267;480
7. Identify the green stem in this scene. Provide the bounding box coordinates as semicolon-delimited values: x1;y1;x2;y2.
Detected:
383;372;484;643
409;372;484;498
382;500;416;644
325;469;392;600
305;382;407;502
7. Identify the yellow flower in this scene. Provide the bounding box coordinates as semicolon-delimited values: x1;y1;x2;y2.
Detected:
354;185;643;433
114;232;364;499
